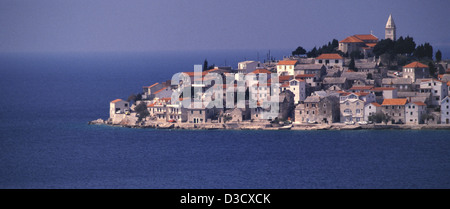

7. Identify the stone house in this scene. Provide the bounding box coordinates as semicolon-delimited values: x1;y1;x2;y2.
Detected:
441;96;450;124
405;102;427;124
238;61;261;74
370;87;398;104
364;102;382;121
419;79;448;106
282;78;306;104
109;99;130;118
277;60;298;76
294;64;327;80
339;92;376;123
382;78;414;91
322;77;349;90
224;107;250;123
381;98;408;124
315;53;344;69
295;94;340;124
403;61;429;82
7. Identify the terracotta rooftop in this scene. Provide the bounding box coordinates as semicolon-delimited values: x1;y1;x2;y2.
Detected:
339;36;364;43
153;88;166;94
251;69;272;74
110;99;123;103
371;102;382;107
354;34;378;41
382;98;408;106
371;87;397;91
295;74;316;78
403;61;428;68
277;60;298;65
316;53;343;60
349;86;374;90
365;43;377;48
413;102;427;106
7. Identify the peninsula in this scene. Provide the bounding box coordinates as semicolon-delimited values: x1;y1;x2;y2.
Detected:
90;15;450;130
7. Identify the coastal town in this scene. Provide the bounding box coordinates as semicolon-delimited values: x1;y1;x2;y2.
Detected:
92;15;450;130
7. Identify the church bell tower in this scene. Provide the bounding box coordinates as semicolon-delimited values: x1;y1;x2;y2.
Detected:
385;14;396;41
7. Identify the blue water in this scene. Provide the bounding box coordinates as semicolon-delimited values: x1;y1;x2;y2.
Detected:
1;51;450;189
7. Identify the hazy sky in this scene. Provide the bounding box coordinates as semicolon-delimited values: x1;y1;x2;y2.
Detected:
1;0;449;53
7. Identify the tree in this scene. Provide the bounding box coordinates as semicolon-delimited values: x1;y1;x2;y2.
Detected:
127;94;137;102
368;112;390;124
348;56;356;71
135;102;150;121
306;47;318;58
373;39;395;57
428;62;437;77
436;50;442;62
404;36;416;55
203;59;208;72
292;46;307;56
424;43;433;59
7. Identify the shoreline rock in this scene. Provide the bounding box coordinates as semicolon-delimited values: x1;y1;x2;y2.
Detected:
89;118;450;131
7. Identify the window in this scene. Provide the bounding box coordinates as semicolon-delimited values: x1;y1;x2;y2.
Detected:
369;106;372;109
199;110;202;114
435;90;438;93
319;60;323;64
312;104;316;107
410;112;413;115
356;109;360;114
312;111;315;114
124;104;128;107
325;60;330;64
335;60;339;64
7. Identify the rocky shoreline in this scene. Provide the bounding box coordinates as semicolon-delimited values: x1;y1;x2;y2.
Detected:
88;118;450;130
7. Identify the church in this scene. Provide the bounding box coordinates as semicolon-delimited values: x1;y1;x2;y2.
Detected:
338;14;396;57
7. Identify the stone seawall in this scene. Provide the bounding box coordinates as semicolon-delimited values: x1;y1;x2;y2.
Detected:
89;118;450;131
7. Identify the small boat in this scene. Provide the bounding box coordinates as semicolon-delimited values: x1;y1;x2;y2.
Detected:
279;124;292;130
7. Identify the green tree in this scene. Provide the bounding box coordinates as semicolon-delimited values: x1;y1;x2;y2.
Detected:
436;50;442;62
292;46;307;56
373;39;395;57
203;59;208;72
428;62;437;77
135;102;150;121
404;36;416;55
348;56;356;71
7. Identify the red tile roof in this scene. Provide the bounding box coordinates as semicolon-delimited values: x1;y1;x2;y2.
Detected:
277;60;298;65
365;43;377;48
382;98;408;106
316;53;343;60
269;75;294;83
413;102;427;106
111;99;123;103
371;102;382;107
340;36;364;43
403;61;428;68
350;86;374;90
182;71;209;77
153;88;166;94
295;74;316;78
371;87;397;91
251;69;272;74
448;81;450;86
354;34;378;41
281;82;289;87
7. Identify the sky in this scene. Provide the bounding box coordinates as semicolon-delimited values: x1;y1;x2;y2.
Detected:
1;0;449;53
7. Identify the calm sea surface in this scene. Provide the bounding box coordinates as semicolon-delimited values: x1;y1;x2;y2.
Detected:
0;51;450;189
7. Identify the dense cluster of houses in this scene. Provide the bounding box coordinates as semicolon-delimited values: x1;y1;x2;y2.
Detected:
109;15;450;126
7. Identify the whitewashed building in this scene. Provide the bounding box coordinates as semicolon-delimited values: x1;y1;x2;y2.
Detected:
276;60;298;76
441;96;450;124
285;78;306;104
315;53;344;69
405;102;427;124
419;79;448;106
109;99;130;118
238;61;261;74
364;102;382;121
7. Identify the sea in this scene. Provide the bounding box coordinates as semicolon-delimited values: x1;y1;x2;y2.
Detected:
1;50;450;189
